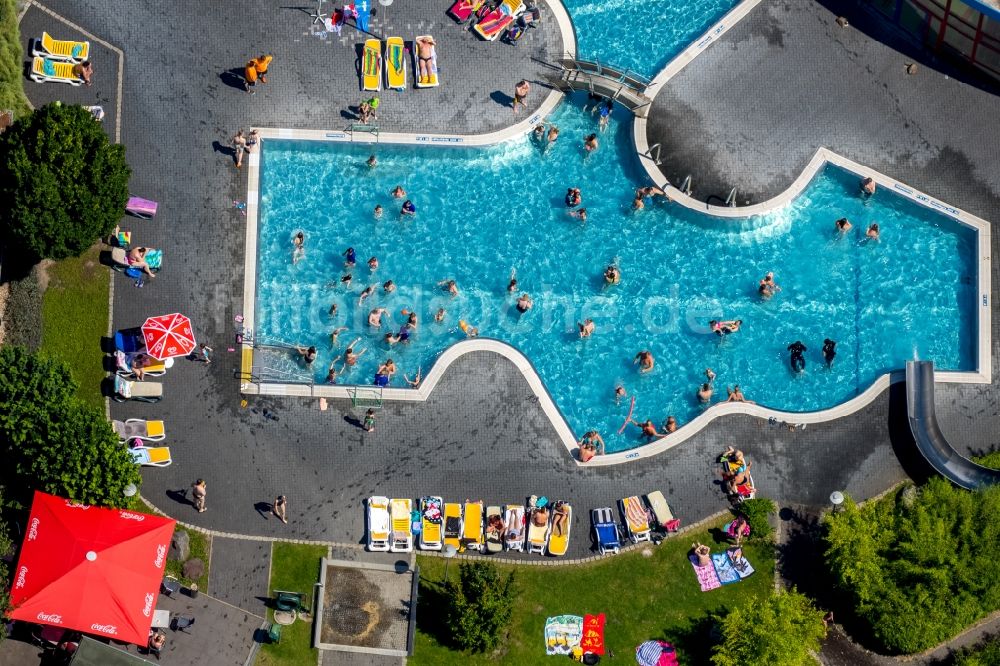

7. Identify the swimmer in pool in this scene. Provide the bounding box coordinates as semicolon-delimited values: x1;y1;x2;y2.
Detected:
459;320;479;337
516;293;533;313
400;310;418;329
325;361;341;384
343;247;357;267
634;350;654;373
705;367;716;383
368;307;387;327
507;269;518;293
391;185;406;198
584;133;598;153
866;223;880;241
367;154;377;168
341;274;353;288
292;232;305;264
344;338;367;366
637;186;667;199
404;367;423;387
400;200;416;217
569;208;587;222
374;204;383;219
759;272;781;299
533;124;545;141
726;385;755;404
368;256;379;271
614;385;626;405
328;303;338;316
630;417;658;441
329;326;348;347
836;218;852;234
383;280;396;294
823;338;837;368
380;358;397;376
439;279;459;296
697;382;713;403
710;319;742;335
632;195;644;211
435;308;446;322
358;285;376;305
860;177;876;197
296;345;318;365
578;318;595;338
788;340;807;373
565;188;581;207
604;265;621;285
547;125;559;144
663;416;678;433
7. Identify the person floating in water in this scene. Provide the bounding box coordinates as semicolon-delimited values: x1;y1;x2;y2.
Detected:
860;176;876;197
435;308;446;322
367;256;379;271
598;98;613;131
710;319;742;336
295;345;317;365
507;269;518;293
836;218;852;234
373;204;383;219
662;416;678;434
439;279;459;296
329;326;348;348
866;223;880;241
400;200;416;217
604;265;621;285
292;232;305;264
634;350;654;373
367;307;387;327
568;208;587;222
367;154;377;168
578;318;595;338
788;340;807;373
565;187;581;207
358;285;376;305
383;280;396;294
632;195;645;211
614;385;626;404
391;185;406;198
516;293;533;313
629;417;659;441
697;382;713;403
583;133;598;153
759;272;781;300
343;247;357;267
344;338;367;366
822;338;837;368
459;319;479;337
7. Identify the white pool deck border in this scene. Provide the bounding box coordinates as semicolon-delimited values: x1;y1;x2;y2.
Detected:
241;0;992;466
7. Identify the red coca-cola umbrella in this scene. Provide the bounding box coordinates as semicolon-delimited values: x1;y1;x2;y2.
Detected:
8;492;176;646
141;312;196;360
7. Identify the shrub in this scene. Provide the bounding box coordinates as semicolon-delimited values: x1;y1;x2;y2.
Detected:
955;638;1000;666
446;561;516;652
0;103;129;260
738;498;776;541
0;491;11;645
0;0;31;117
972;451;1000;470
1;268;43;350
711;588;826;666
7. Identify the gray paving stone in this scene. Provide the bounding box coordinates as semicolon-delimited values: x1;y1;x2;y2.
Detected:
207;537;272;616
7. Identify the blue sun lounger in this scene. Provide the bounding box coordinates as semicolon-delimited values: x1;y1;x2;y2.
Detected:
592;507;621;555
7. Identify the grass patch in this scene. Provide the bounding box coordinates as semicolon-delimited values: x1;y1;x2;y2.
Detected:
411;520;775;665
972;451;1000;470
163;526;211;593
39;245;110;408
257;542;327;666
0;0;31;118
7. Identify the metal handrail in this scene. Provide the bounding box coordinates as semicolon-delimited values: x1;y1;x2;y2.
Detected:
559;56;651;91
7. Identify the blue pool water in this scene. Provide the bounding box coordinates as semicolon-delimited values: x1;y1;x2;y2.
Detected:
562;0;739;79
255;96;976;452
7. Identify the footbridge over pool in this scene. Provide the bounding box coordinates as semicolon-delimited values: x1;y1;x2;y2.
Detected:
552;57;654;118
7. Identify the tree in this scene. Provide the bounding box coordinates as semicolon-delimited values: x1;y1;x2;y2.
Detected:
711;588;826;666
0;102;129;260
446;561;516;652
0;491;12;645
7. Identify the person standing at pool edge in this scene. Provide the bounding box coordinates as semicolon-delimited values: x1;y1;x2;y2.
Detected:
513;79;530;115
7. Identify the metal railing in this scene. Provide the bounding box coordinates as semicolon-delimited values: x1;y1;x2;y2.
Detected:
347;123;380;141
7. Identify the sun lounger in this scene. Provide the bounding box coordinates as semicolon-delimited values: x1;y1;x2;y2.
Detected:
114;327;146;355
362;39;382;92
474;0;523;41
419;496;443;550
592;507;621;555
385;36;406;91
390;498;413;552
485;505;504;553
443;502;463;550
527;507;550;555
113;419;166;443
113;376;163;403
462;501;484;551
32;31;90;62
645;490;681;532
732;472;756;503
126;196;158;219
503;504;526;552
367;496;391;551
114;350;168;379
621;496;652;543
30;57;84;85
130;446;172;467
547;502;571;556
448;0;484;22
413;36;439;88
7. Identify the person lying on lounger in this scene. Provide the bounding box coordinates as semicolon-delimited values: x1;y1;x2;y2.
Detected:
552;501;569;536
416;36;435;85
532;506;549;527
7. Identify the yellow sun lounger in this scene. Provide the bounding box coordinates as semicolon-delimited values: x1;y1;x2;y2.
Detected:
385;36;406;90
547;502;572;556
130;446;172;467
30;57;84;86
419;496;443;550
33;31;90;63
112;419;166;443
443;502;463;550
363;39;382;92
462;501;484;551
390;498;413;552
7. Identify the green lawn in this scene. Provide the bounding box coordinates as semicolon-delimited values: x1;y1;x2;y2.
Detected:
411;520;775;665
163;527;212;593
0;0;32;118
257;542;327;666
39;245;110;408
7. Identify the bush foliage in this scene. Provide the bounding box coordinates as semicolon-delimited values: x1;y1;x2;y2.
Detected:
445;561;516;653
823;480;1000;654
711;588;826;666
0;347;140;508
0;0;30;117
738;498;776;541
955;638;1000;666
0;103;129;260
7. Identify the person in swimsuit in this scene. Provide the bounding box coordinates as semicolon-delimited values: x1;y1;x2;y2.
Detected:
368;256;379;271
579;430;605;456
533;124;545;141
836;217;852;234
232;129;247;168
341;273;353;288
358;285;376;305
126;247;157;278
403;310;418;329
598;99;613;130
367;154;377;168
630;418;658;441
697;382;713;403
292;232;305;264
439;279;459;296
401;200;416;216
383;280;396;294
329;326;348;347
788;340;807;372
584;134;598;153
604;265;621;285
705;367;716;383
459;320;478;337
343;247;357;267
823;338;837;367
368;307;387;327
565;188;581;207
710;319;742;336
547;125;559;144
296;345;318;365
726;385;755;404
391;185;406;198
860;177;876;197
759;272;781;300
632;195;645;211
344;338;367;366
404;366;423;387
568;208;587;222
73;60;94;86
507;269;518;293
614;385;626;405
578;318;595;338
512;79;530;115
634;350;654;373
325;361;341;384
416;36;436;84
329;303;338;317
552;501;570;536
374;204;383;219
516;293;533;313
435;308;446;322
663;416;678;433
866;223;880;240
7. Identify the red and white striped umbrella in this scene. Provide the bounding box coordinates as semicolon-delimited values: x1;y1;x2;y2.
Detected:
141;313;196;360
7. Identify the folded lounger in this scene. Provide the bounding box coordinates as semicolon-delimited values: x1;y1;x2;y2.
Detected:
30;56;84;85
385;36;406;91
130;446;172;467
448;0;484;22
646;490;680;532
503;504;526;552
443;502;463;550
367;496;392;552
114;376;163;403
484;504;504;553
390;498;413;552
419;496;443;550
112;418;166;443
114;350;168;379
621;496;652;543
413;36;439;88
32;31;90;62
462;501;484;551
363;39;382;92
547;502;571;557
527;507;550;555
126;196;158;219
592;507;621;555
474;0;523;41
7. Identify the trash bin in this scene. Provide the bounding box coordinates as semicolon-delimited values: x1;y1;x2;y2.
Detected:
187;583;199;598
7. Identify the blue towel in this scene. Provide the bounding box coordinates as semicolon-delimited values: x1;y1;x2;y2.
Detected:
43;59;57;76
71;44;83;58
146;249;163;270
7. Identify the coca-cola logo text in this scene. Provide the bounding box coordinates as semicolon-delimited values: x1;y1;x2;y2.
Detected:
37;612;62;624
90;623;118;635
15;566;27;589
142;592;154;617
154;544;166;568
27;518;39;541
119;511;145;521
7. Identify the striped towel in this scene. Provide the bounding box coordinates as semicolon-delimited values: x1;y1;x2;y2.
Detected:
689;554;721;591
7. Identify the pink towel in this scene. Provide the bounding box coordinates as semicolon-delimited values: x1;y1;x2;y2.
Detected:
690;555;722;591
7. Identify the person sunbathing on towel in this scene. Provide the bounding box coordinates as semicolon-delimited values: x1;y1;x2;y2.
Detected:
552;501;569;536
692;542;712;567
127;247;157;278
531;506;549;527
487;514;504;535
416;36;436;84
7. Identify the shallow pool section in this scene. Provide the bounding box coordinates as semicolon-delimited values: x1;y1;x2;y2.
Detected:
254;98;976;452
562;0;739;79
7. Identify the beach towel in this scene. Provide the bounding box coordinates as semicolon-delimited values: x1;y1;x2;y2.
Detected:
690;554;721;591
43;59;57;76
728;549;756;579
711;552;741;585
544;615;582;655
580;613;606;655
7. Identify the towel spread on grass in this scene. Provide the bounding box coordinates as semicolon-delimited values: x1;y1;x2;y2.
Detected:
690;554;721;591
544;615;583;655
712;552;741;585
728;549;756;579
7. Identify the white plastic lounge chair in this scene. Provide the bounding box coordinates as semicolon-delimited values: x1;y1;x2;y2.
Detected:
503;504;526;552
527;507;550;555
32;31;90;62
547;502;571;557
592;507;621;555
443;502;463;550
646;490;680;532
620;496;652;544
414;36;439;88
130;446;172;467
390;498;413;552
367;496;391;552
485;505;504;553
113;376;163;403
419;496;443;551
112;419;166;443
114;350;168;379
732;472;756;503
462;501;484;551
30;56;84;85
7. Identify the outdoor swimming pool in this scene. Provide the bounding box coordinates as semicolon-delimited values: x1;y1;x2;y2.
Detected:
562;0;738;79
254;95;976;453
